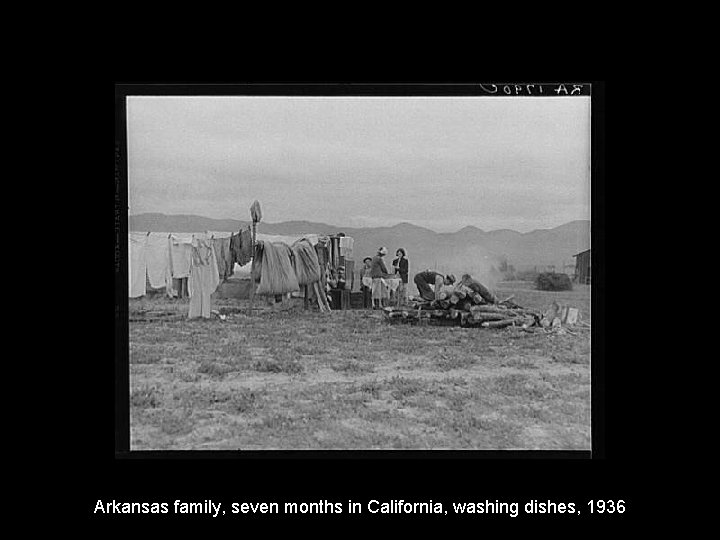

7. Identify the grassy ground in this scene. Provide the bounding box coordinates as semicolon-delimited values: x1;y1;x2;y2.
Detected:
128;282;591;450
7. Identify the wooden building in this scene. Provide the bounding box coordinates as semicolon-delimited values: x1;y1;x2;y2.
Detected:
573;249;591;284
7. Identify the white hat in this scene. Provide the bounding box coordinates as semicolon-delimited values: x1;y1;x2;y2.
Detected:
378;246;388;255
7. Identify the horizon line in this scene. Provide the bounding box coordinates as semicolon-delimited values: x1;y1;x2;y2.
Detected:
129;212;589;235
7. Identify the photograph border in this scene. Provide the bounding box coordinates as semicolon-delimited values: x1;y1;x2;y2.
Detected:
114;82;603;459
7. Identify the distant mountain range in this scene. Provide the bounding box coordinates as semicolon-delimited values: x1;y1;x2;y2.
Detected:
130;213;590;280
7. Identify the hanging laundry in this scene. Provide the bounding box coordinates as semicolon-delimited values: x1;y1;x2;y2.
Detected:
291;239;321;285
213;237;227;281
169;235;193;279
339;236;354;258
237;228;253;266
188;235;220;319
129;233;147;298
221;237;234;278
254;241;300;295
230;233;241;266
145;233;171;289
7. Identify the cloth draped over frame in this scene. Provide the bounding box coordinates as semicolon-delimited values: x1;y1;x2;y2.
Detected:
291;239;321;286
253;240;300;296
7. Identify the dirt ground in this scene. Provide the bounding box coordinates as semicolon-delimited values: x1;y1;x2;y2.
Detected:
127;282;591;450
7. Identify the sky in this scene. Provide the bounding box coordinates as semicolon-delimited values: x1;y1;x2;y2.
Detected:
127;96;590;233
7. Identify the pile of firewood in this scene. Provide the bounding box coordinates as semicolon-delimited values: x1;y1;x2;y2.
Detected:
383;284;541;329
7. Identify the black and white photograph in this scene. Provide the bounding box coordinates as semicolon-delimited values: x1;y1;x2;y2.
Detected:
120;86;593;452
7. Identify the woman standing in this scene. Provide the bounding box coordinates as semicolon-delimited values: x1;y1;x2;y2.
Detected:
392;248;409;307
370;247;390;309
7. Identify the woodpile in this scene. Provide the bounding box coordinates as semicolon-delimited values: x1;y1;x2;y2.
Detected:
383;287;542;330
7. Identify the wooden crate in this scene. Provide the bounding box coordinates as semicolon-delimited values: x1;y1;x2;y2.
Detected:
349;291;365;309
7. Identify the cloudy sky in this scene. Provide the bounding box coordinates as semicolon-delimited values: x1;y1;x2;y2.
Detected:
127;96;590;233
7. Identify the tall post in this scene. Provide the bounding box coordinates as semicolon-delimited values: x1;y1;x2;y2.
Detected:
247;200;262;316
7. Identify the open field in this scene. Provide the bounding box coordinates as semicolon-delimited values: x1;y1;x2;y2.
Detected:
127;282;591;450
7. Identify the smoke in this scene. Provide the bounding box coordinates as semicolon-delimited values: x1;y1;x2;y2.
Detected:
432;245;505;293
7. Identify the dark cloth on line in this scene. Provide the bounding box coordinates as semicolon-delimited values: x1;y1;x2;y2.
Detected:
213;237;230;280
222;237;234;278
230;233;241;265
234;228;253;266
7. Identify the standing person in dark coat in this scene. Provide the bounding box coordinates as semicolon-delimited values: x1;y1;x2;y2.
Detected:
370;247;391;309
413;270;456;301
391;248;409;307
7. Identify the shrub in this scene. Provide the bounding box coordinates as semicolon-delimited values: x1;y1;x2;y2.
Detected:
516;270;539;282
535;272;573;291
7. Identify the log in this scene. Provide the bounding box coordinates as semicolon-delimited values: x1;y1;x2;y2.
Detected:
472;312;508;321
469;304;506;313
437;292;447;300
461;300;473;312
481;318;518;329
448;309;460;319
449;294;460;304
431;310;448;318
471;293;485;304
454;289;467;300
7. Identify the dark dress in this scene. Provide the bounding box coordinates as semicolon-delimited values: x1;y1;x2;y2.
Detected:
392;257;409;284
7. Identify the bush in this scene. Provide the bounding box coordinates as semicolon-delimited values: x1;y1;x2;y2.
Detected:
516;270;539;282
535;272;573;291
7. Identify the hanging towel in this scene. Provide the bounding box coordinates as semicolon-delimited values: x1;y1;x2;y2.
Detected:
129;233;147;298
221;237;234;278
145;233;171;289
169;235;193;279
339;236;354;258
213;237;227;281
